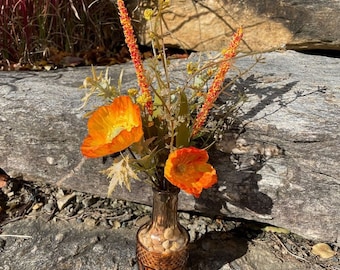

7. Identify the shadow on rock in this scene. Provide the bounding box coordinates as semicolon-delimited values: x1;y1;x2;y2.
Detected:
187;229;249;269
194;149;273;217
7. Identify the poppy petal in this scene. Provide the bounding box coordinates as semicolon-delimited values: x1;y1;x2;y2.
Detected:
81;96;143;158
164;147;217;197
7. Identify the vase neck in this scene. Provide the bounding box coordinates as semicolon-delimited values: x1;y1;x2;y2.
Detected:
151;188;179;227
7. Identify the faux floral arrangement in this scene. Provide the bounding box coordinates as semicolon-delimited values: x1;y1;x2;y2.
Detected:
80;0;243;198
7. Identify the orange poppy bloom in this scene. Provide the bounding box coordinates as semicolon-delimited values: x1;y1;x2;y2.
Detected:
81;96;143;158
164;147;217;198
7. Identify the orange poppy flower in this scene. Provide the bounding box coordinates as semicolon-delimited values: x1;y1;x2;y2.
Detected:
164;147;217;198
81;96;143;158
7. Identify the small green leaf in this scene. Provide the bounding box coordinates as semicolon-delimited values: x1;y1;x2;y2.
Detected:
176;91;190;148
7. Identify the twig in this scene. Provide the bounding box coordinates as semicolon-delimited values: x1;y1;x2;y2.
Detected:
0;234;32;239
0;216;25;226
271;233;310;263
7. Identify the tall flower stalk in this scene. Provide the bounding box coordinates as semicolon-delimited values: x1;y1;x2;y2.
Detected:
117;0;153;115
191;27;243;137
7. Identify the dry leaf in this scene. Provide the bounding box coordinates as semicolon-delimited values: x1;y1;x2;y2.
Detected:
0;169;9;188
102;155;140;197
311;243;336;259
263;226;290;234
0;178;6;188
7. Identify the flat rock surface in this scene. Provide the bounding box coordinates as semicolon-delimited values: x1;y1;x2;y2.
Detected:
0;50;339;245
1;219;137;270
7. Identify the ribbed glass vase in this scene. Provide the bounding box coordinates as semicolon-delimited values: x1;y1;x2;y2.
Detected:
136;187;189;270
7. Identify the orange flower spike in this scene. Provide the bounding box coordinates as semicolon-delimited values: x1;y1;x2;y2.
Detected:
192;27;243;137
164;147;217;198
117;0;153;115
81;96;143;158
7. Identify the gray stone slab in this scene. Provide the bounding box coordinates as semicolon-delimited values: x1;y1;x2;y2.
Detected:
1;218;138;270
0;50;339;244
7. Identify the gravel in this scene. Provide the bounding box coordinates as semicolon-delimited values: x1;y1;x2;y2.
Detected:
0;176;238;242
0;174;339;270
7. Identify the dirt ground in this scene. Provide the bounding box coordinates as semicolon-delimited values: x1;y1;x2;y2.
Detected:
0;174;339;270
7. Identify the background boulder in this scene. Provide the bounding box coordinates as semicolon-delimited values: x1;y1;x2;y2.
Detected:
132;0;340;53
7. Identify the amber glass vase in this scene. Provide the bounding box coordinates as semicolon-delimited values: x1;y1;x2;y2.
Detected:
136;187;189;270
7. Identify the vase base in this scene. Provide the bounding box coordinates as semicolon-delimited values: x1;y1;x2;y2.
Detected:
136;240;188;270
